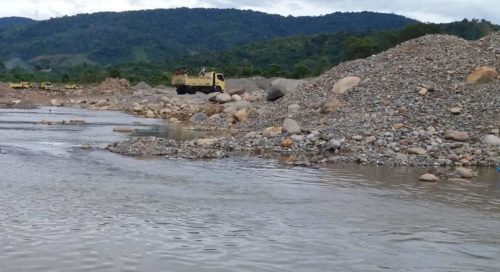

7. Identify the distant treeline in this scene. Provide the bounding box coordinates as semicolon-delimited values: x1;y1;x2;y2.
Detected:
0;19;497;85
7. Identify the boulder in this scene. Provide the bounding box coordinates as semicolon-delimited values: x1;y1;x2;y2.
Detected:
407;147;427;155
351;135;363;141
215;93;232;104
418;88;428;96
233;109;248;123
282;118;301;135
418;174;439;182
50;99;62;107
455;167;474;178
208;93;218;102
231;94;242;101
444;130;469;142
467;66;497;84
263;127;282;137
190;112;208;123
132;104;144;112
326;139;342;151
145;110;155;118
449;107;462;115
80;144;92;150
266;78;306;101
332;76;361;95
160;108;171;116
484;134;500;145
95;99;108;107
447;154;460;162
288;104;301;113
321;97;342;113
201;104;223;116
282;138;294;148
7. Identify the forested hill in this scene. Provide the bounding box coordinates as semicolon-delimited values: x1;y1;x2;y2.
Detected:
0;17;36;29
0;8;417;64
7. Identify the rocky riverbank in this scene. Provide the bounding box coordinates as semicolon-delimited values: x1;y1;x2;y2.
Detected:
109;33;500;170
1;33;499;174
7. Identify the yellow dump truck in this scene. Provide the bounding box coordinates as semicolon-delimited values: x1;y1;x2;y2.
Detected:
171;68;225;95
64;84;80;90
39;82;55;90
9;82;33;89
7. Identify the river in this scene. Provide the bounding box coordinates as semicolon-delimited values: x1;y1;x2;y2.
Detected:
0;107;499;272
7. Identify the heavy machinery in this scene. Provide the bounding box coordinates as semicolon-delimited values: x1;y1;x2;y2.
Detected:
171;68;225;95
9;82;33;89
64;84;80;90
39;82;55;90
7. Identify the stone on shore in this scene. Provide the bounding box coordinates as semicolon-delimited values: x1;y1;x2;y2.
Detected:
288;104;301;113
455;167;474;178
282;118;301;135
282;138;294;148
263;127;282;137
484;134;500;145
321;97;342;113
407;147;427;155
233;109;248;123
443;130;469;142
419;174;439;182
332;76;361;95
190;112;208;123
216;93;232;104
466;66;497;84
145;110;155;118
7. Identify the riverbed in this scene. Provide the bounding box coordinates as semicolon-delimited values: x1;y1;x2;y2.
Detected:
0;107;499;272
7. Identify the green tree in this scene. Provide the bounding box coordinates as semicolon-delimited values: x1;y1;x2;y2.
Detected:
291;64;310;79
343;36;377;60
107;67;121;78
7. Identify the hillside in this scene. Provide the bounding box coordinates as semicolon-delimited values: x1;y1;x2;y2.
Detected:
185;19;499;78
0;8;417;64
0;17;35;29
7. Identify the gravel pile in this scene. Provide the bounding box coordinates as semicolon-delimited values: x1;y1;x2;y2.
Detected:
98;78;132;93
237;33;500;166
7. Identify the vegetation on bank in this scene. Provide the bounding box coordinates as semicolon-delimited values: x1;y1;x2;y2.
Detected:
0;19;497;86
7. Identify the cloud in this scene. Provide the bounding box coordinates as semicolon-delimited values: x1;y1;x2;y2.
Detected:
0;0;498;24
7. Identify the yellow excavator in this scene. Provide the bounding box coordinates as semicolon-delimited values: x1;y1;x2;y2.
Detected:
64;84;80;90
39;82;55;90
171;67;226;95
9;82;33;89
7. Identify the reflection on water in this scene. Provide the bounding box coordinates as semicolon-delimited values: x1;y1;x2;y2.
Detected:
133;123;227;141
0;107;499;272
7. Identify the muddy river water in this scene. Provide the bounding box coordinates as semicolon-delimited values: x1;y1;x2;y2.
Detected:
0;107;499;272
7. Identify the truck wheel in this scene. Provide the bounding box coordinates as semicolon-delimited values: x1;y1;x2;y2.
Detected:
176;87;186;95
188;87;197;95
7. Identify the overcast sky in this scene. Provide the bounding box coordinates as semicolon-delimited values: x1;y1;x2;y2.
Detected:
1;0;499;24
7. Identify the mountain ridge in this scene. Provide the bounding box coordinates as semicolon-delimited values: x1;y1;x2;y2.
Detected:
0;8;418;64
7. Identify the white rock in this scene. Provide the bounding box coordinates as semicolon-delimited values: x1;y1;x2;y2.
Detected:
288;104;301;113
332;76;361;95
216;93;232;104
484;134;500;145
456;167;474;178
282;118;301;135
419;174;439;182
